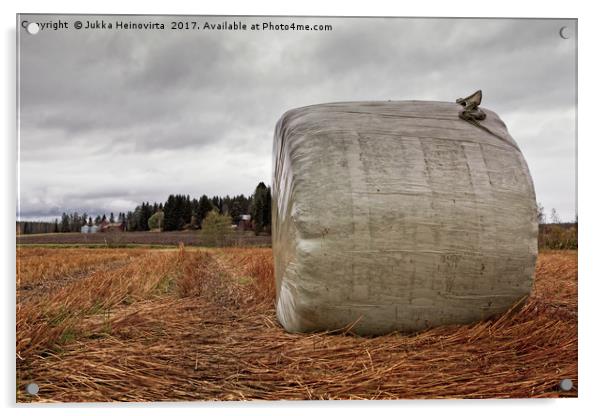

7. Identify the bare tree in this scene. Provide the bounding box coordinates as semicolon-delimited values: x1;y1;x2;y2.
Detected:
550;208;561;224
537;203;546;224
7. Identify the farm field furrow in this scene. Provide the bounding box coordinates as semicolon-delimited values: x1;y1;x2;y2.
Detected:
16;231;271;247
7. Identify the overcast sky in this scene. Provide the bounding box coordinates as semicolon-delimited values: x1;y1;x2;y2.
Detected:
18;16;576;222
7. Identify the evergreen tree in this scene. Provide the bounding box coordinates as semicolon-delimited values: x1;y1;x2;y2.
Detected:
184;195;192;225
175;195;187;229
222;195;231;216
263;186;272;233
198;195;214;227
130;207;139;231
240;194;251;214
60;212;70;232
191;197;199;218
229;194;252;221
229;197;243;222
163;195;178;231
211;196;223;214
109;212;115;223
251;182;268;235
136;204;144;230
141;202;153;231
71;212;81;231
126;211;135;231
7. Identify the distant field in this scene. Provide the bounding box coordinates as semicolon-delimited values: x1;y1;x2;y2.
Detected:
16;230;271;247
16;247;577;401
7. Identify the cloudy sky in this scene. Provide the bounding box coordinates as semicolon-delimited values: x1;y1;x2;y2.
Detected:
18;16;577;222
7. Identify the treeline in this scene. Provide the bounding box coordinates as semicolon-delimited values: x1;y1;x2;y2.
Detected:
537;204;577;249
17;182;272;235
127;194;251;232
129;182;271;233
16;221;57;235
16;212;120;235
538;223;577;250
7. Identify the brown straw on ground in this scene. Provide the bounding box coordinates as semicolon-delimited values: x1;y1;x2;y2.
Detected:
16;247;577;402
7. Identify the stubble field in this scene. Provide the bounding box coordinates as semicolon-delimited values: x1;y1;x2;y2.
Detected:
16;247;577;401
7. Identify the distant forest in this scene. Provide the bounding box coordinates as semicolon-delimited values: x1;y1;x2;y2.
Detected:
17;182;272;235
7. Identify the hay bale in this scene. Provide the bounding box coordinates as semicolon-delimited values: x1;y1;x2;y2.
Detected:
272;101;538;335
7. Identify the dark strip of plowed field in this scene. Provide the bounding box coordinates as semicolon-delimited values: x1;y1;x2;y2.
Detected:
16;231;271;247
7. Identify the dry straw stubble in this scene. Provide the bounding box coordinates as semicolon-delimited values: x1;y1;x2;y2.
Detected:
17;247;577;401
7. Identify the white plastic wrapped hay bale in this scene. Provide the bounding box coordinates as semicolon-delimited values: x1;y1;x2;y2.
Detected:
272;99;538;335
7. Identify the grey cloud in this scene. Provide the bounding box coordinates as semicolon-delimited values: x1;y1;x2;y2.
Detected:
18;15;577;221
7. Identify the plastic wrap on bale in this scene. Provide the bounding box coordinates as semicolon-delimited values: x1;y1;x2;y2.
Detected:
272;100;538;335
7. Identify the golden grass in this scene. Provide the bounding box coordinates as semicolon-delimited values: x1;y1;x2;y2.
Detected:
17;249;182;362
16;247;577;402
17;247;147;288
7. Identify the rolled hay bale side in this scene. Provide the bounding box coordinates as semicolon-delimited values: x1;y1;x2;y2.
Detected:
272;101;538;335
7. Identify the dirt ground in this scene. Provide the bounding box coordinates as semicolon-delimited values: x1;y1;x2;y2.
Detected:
16;248;577;401
16;230;271;247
